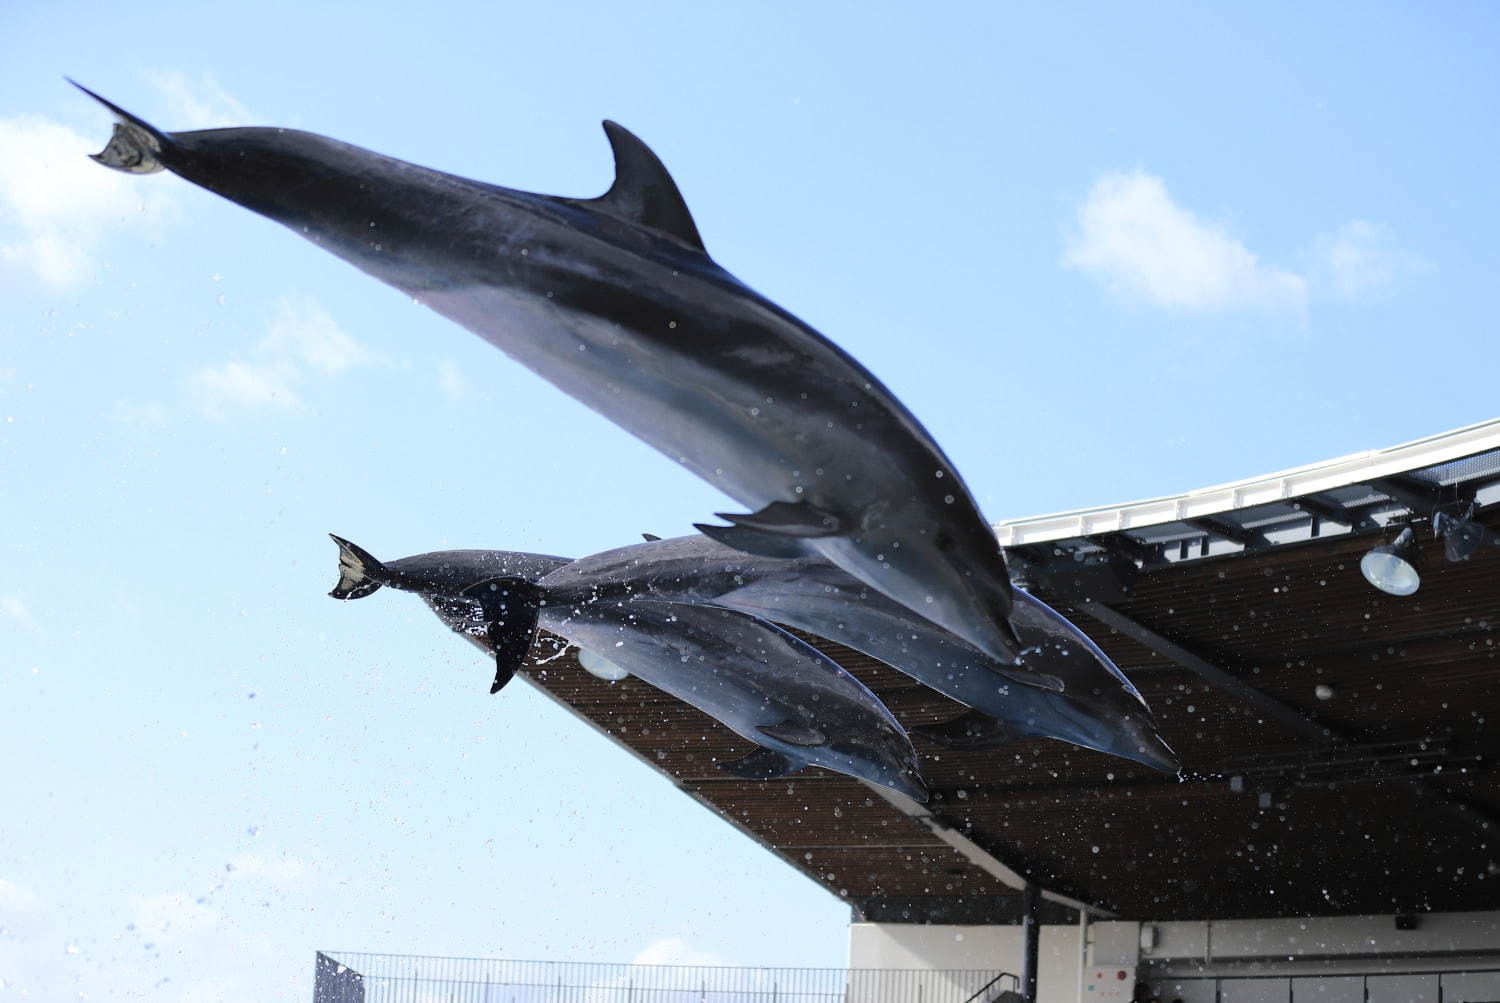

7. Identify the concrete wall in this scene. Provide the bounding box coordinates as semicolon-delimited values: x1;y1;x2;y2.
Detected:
848;910;1500;1002
1138;910;1500;964
848;922;1084;1003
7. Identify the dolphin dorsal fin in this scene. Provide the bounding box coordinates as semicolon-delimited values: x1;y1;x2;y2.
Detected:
584;121;706;253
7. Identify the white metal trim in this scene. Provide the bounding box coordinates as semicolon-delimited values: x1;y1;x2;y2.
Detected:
993;418;1500;547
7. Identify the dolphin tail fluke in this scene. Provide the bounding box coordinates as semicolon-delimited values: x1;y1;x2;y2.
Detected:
328;534;388;600
717;747;802;780
460;577;544;695
911;709;1020;749
69;80;169;175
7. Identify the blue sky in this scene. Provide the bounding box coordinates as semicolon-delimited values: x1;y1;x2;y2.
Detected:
3;1;1498;998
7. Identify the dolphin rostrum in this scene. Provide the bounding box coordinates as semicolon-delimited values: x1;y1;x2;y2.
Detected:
542;533;1178;773
79;84;1039;680
329;537;930;801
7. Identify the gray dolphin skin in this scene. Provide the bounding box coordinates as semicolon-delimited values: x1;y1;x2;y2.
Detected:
328;537;929;802
328;535;571;694
77;84;1040;680
542;534;1178;774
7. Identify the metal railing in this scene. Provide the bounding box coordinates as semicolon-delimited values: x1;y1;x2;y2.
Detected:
960;972;1020;1003
313;952;1013;1003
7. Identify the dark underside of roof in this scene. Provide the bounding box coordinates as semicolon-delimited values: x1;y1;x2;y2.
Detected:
520;503;1500;924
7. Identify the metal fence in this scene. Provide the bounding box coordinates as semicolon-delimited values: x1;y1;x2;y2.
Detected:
313;952;1016;1003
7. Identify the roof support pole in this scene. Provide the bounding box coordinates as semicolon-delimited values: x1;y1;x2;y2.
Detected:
1076;907;1089;1003
1077;601;1335;743
1020;881;1040;1003
865;782;1113;918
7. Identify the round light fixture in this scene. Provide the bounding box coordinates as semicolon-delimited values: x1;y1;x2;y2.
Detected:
577;646;631;681
1360;527;1421;596
1433;510;1487;562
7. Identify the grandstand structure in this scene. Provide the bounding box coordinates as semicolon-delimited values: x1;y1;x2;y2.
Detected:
322;419;1500;1003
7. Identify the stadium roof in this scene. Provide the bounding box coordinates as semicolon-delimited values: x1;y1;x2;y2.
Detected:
524;419;1500;922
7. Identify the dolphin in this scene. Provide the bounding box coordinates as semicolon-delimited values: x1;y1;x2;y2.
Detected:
328;534;571;694
77;83;1039;679
328;537;930;801
542;533;1178;773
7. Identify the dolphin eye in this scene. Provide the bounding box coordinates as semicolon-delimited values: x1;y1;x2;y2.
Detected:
934;532;956;553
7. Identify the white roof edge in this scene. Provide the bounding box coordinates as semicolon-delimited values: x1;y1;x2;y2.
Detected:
994;417;1500;547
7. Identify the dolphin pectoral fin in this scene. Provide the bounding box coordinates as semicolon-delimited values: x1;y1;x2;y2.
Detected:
460;577;544;696
912;710;1019;749
719;501;845;538
693;521;817;560
568;121;706;253
757;721;827;747
995;665;1067;694
993;650;1067;694
486;639;519;695
717;747;803;780
641;533;662;542
328;534;387;600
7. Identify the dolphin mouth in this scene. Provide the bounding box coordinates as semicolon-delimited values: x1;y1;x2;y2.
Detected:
1128;730;1180;774
892;768;930;804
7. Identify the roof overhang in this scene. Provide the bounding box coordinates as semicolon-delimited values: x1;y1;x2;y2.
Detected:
519;419;1500;922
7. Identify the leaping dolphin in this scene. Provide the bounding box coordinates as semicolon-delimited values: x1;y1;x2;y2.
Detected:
77;83;1038;679
541;533;1178;773
328;537;930;801
327;534;570;694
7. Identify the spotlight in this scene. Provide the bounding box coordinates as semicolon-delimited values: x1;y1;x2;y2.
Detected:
1433;509;1492;562
1360;527;1421;596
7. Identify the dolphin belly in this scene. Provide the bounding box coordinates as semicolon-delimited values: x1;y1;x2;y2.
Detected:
536;598;924;797
418;282;803;505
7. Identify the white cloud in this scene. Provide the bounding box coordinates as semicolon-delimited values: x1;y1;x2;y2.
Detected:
437;358;470;400
1063;172;1427;317
224;854;308;885
0;116;174;287
192;360;302;412
1062;170;1307;316
0;71;249;288
0;877;63;996
0;594;40;633
190;296;372;417
630;937;734;968
131;892;222;943
262;296;371;374
143;70;252;129
112;400;173;427
0;875;299;1002
1307;218;1429;298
